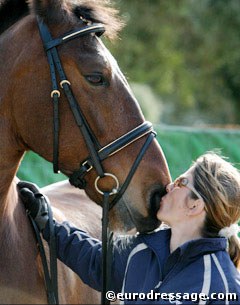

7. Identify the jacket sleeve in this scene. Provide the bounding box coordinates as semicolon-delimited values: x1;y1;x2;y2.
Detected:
43;220;139;292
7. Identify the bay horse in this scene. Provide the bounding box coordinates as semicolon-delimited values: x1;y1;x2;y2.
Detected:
0;0;171;303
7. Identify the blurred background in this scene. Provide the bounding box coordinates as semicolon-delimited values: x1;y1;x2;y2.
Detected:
17;0;240;185
109;0;240;126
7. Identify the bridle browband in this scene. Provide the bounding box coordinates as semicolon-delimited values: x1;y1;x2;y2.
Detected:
36;17;157;305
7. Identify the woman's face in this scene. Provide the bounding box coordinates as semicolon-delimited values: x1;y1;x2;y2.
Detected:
157;167;198;226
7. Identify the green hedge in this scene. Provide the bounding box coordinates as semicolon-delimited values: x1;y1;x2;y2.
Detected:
17;125;240;187
156;125;240;179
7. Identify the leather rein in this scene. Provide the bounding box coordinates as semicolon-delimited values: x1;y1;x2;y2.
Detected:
33;17;157;304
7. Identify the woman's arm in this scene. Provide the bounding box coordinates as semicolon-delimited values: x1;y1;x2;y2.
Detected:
43;220;138;292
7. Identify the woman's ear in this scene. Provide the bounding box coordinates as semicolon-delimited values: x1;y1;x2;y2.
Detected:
187;199;205;216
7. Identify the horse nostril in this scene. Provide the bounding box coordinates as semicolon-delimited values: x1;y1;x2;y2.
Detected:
149;189;163;218
150;186;168;216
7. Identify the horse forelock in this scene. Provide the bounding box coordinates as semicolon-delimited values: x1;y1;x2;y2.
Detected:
30;0;124;40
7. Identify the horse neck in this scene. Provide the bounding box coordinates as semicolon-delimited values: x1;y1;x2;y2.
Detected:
0;52;25;214
0;16;33;229
0;120;24;223
0;169;19;213
0;113;40;271
0;141;27;259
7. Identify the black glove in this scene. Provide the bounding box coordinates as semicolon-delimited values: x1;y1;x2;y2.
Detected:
18;181;50;231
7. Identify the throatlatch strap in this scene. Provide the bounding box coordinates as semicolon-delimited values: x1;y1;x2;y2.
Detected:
38;18;60;174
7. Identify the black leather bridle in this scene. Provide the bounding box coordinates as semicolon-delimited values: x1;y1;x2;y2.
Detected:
36;16;157;305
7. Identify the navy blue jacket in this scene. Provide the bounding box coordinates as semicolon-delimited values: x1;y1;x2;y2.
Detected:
43;221;240;304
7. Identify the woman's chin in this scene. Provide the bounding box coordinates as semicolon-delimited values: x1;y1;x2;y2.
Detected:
156;211;169;225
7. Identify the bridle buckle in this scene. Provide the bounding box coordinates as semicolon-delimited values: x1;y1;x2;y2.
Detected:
82;160;93;172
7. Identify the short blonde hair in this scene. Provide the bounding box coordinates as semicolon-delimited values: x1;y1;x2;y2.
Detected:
192;152;240;268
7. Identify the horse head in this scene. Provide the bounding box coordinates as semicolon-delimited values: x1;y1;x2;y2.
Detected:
1;0;171;233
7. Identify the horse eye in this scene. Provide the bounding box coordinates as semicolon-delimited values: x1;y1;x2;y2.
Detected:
84;74;107;86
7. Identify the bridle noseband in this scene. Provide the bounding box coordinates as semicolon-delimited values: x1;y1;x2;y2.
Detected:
36;17;157;305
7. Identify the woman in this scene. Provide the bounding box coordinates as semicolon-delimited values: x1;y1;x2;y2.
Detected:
18;152;240;304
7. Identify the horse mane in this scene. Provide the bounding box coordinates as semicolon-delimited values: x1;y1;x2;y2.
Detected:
0;0;124;40
0;0;29;34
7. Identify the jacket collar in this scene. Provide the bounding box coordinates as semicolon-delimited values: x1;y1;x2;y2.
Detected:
140;227;227;259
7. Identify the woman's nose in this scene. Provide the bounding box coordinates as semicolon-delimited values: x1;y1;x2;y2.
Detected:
166;182;173;193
